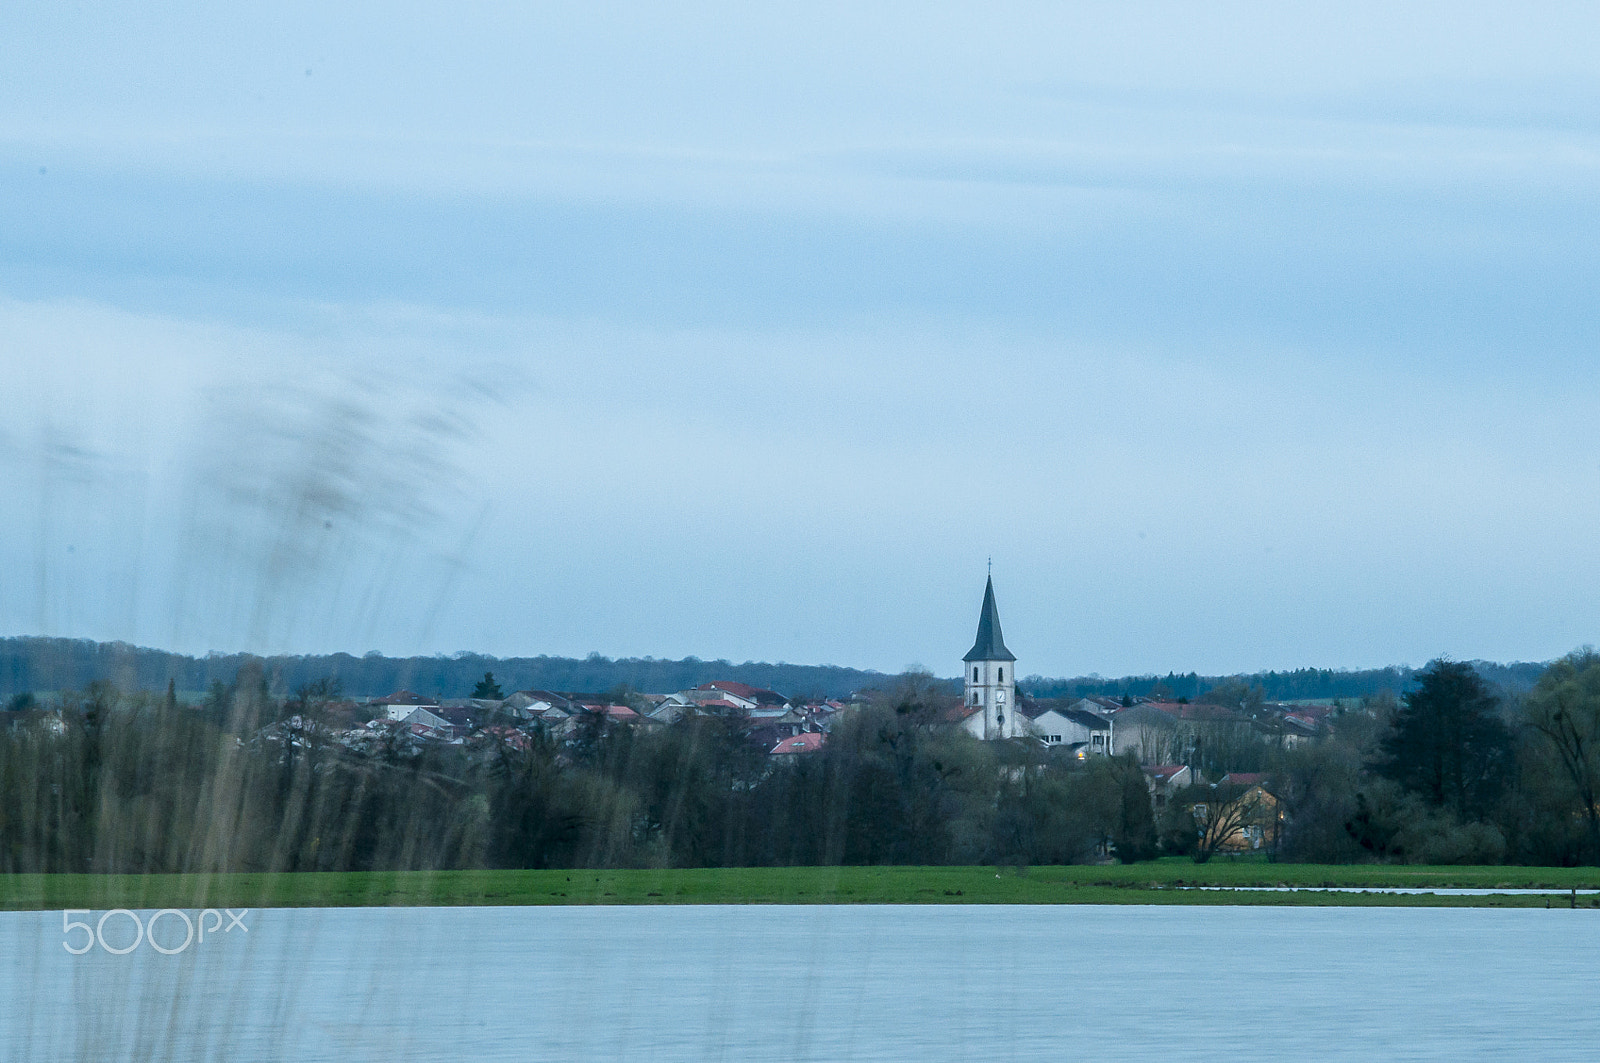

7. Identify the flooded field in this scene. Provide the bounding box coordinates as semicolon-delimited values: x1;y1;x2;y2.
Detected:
3;903;1596;1062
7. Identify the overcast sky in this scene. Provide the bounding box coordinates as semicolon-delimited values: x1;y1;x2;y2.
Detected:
4;2;1600;678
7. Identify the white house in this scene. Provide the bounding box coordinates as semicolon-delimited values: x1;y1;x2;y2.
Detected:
375;689;439;721
1027;704;1112;756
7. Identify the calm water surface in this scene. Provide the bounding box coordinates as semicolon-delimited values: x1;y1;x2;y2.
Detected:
2;904;1595;1062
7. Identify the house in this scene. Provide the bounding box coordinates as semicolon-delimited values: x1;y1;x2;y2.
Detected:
403;704;474;741
741;706;809;750
501;691;558;720
1024;703;1113;757
695;698;747;715
1111;703;1183;760
1142;764;1192;806
696;681;789;708
472;726;532;753
650;699;690;723
658;682;790;716
796;702;842;732
770;733;825;756
569;703;644;725
1194;778;1281;852
344;716;422;754
374;689;439;721
948;702;986;735
746;705;806;732
530;703;571;726
1111;701;1252;761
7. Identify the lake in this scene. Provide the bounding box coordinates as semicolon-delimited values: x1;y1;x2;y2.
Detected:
3;904;1595;1061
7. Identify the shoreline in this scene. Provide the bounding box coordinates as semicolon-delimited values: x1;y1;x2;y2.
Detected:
6;863;1600;911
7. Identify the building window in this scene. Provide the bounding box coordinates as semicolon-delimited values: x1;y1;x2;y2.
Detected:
998;668;1004;682
973;667;979;682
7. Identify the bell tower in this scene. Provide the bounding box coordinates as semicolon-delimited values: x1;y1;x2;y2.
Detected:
962;573;1021;739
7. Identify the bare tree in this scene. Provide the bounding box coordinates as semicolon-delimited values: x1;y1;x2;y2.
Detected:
1186;782;1267;863
1525;650;1600;862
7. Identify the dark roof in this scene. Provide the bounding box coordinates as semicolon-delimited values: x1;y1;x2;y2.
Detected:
1024;705;1109;729
700;681;788;705
519;690;576;710
962;576;1016;663
1063;707;1111;730
381;690;437;706
1144;701;1244;722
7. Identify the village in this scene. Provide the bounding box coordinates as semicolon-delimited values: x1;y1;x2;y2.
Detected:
325;679;1313;844
285;577;1325;857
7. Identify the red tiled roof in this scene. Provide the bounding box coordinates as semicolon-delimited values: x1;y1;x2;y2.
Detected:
1144;701;1244;722
475;726;531;751
770;733;825;755
1221;773;1268;786
1286;704;1334;719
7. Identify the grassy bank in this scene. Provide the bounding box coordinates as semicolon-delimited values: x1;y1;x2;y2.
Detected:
5;860;1600;911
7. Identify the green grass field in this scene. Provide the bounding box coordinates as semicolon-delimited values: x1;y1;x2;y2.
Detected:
5;859;1600;911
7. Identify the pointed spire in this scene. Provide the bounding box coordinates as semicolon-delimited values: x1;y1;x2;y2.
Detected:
962;575;1016;662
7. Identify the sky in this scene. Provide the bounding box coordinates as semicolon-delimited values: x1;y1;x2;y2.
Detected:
4;2;1600;678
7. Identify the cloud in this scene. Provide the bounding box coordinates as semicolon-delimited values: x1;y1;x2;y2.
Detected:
4;3;1600;673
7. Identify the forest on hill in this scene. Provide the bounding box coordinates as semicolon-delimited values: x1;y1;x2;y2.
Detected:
0;635;1552;705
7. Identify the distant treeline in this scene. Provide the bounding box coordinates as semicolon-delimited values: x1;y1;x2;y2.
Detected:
0;635;1552;704
0;637;894;701
1021;662;1551;702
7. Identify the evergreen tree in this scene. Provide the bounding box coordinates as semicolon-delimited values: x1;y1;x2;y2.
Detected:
472;671;505;700
1375;659;1510;820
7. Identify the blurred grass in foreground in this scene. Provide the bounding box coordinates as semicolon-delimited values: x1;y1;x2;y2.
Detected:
6;862;1600;911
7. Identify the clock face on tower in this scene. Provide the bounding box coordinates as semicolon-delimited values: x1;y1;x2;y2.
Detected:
996;690;1006;703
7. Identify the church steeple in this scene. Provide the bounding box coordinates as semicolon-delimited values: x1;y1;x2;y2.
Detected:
961;574;1023;740
963;575;1016;663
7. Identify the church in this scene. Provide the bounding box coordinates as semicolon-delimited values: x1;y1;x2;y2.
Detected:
957;575;1029;740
